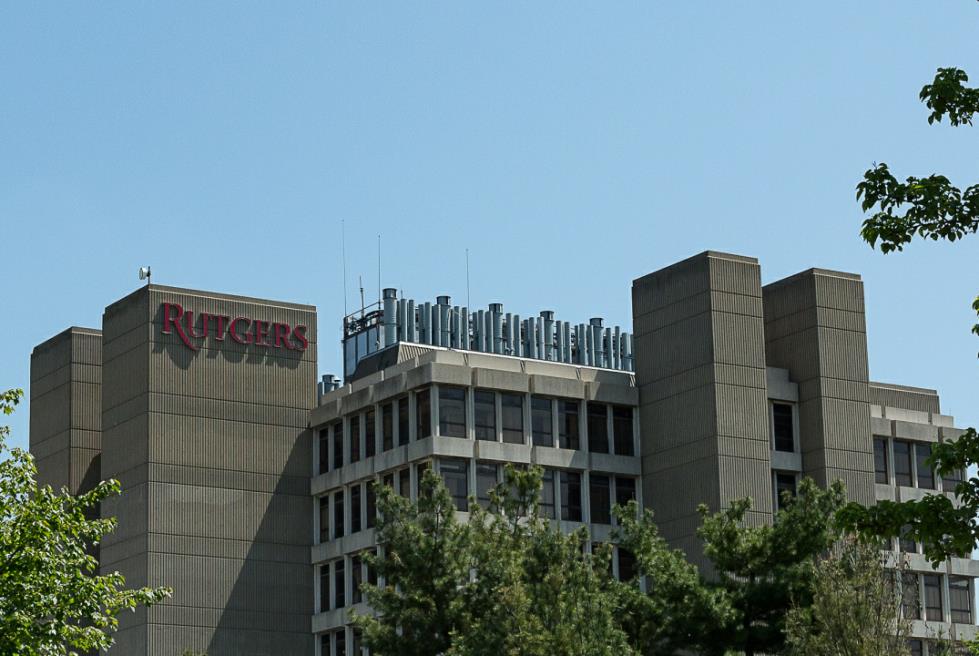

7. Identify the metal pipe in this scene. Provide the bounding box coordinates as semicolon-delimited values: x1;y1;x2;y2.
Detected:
541;311;554;361
490;303;503;354
484;308;493;353
512;314;521;357
505;313;513;354
590;318;603;367
460;307;469;350
555;320;564;362
406;300;416;342
382;288;397;347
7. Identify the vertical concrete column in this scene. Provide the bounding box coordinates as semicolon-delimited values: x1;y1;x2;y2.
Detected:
632;251;772;563
762;269;874;505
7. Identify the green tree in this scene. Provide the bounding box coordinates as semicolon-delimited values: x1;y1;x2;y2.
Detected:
611;502;731;655
840;65;979;565
695;479;847;656
0;389;172;655
354;465;635;656
784;537;913;656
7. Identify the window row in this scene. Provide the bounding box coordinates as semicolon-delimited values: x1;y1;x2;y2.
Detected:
319;628;362;656
873;437;964;491
317;387;637;475
899;572;972;624
318;552;377;613
317;461;640;543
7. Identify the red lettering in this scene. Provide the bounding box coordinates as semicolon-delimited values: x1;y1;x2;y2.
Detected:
229;317;253;344
214;315;229;341
162;302;197;351
292;325;309;351
273;323;293;349
185;311;210;339
254;320;270;347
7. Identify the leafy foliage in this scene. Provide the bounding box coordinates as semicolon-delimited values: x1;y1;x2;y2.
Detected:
611;502;731;655
0;389;172;655
694;479;846;656
354;465;635;656
784;538;913;656
920;67;979;127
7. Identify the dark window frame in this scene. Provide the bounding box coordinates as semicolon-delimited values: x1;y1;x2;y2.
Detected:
772;402;794;452
587;403;609;454
874;437;888;484
561;471;583;522
416;388;432;439
531;396;554;447
558;400;580;450
612;406;634;456
438;386;467;438
589;474;612;524
894;440;913;487
501;393;524;444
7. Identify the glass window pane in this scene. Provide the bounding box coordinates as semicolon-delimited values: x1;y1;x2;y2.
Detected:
398;397;410;446
319;564;329;612
398;468;410;498
365;409;376;458
351;555;362;605
923;574;943;621
587;403;608;454
615;477;637;509
319;428;329;474
561;471;582;522
319;497;329;543
915;443;934;490
350;485;361;534
474;390;496;441
540;469;555;519
440;459;469;511
439;386;467;438
532;397;553;447
366;483;376;529
559;400;580;450
501;393;524;444
590;474;611;524
894;441;912;487
416;389;432;439
775;473;796;511
349;416;360;463
874;438;888;484
772;403;794;452
333;491;344;539
383;403;394;451
476;463;499;509
336;629;346;656
943;462;964;493
908;640;922;656
902;572;920;620
334;559;345;609
618;547;636;581
333;422;344;469
950;576;972;623
612;406;634;456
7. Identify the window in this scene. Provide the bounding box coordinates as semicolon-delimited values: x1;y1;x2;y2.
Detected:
416;389;432;439
319;428;329;474
950;576;972;623
382;403;394;451
532;397;553;447
558;400;580;450
365;409;376;458
587;403;608;454
615;477;637;510
319;564;329;612
383;473;394;489
367;550;377;586
321;634;329;656
335;629;346;656
319;497;329;543
476;463;498;509
915;443;934;489
349;415;361;463
350;485;362;534
618;548;636;582
901;572;920;620
873;438;888;484
772;403;794;452
334;559;345;609
612;406;634;456
333;491;344;539
590;474;611;524
899;526;917;554
333;422;344;469
398;397;410;446
943;463;964;493
398;468;411;498
908;640;923;656
501;393;524;444
366;483;376;529
894;441;913;487
561;471;582;522
416;461;431;498
440;459;469;511
775;472;797;511
439;386;467;438
923;574;943;621
540;469;556;519
474;390;496;441
351;555;363;604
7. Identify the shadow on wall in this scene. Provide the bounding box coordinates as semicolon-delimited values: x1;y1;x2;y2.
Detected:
152;303;308;371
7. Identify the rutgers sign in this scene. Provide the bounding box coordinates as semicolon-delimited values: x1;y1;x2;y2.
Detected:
161;302;309;352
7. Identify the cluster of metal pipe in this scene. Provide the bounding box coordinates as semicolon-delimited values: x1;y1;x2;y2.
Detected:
380;288;633;371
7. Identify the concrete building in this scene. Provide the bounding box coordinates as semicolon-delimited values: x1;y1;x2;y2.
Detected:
29;251;975;656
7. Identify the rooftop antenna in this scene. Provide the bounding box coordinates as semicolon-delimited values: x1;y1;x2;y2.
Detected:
359;275;365;318
465;248;471;309
341;220;349;316
138;266;152;286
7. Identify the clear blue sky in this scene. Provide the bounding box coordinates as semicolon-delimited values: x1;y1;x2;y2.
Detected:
1;3;976;452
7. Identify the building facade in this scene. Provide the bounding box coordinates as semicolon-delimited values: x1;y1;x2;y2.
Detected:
29;251;976;656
